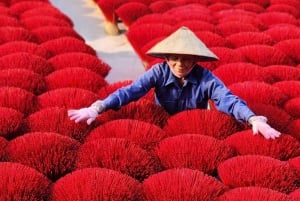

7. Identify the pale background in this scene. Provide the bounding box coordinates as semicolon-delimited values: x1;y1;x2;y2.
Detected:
49;0;146;83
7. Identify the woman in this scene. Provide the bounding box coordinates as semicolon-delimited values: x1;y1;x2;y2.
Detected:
68;26;281;140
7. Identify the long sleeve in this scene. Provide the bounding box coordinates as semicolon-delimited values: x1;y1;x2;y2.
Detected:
204;70;255;122
102;65;158;110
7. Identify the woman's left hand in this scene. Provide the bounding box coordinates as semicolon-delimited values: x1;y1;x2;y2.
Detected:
249;116;281;139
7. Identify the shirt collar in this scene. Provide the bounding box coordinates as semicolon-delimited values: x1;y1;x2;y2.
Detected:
185;67;199;84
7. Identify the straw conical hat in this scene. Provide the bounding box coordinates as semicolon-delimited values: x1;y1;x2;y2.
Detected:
146;26;219;61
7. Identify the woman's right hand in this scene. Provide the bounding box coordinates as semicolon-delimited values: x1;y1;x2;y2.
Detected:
68;100;105;125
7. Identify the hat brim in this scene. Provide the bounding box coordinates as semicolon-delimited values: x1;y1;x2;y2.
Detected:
146;26;219;62
147;52;219;62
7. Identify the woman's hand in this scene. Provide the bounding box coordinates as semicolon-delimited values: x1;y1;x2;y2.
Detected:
248;116;281;139
68;100;105;125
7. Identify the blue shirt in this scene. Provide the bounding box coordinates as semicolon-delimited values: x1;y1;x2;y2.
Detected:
103;61;255;122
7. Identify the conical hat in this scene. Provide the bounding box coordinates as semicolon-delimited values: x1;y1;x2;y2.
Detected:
146;26;219;61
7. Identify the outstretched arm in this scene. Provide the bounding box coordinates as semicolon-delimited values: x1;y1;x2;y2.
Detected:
67;65;159;125
206;71;281;139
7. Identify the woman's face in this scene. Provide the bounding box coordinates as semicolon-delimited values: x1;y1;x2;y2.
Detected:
166;54;197;78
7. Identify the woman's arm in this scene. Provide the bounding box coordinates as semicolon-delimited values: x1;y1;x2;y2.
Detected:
103;68;156;110
205;70;280;139
205;70;255;122
67;64;160;124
